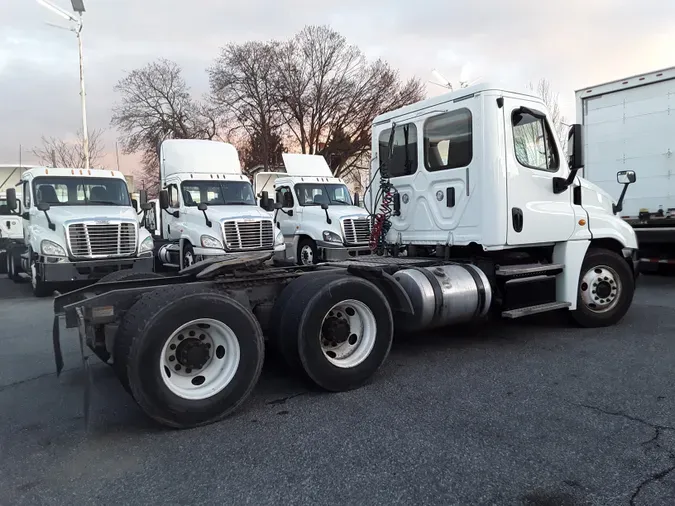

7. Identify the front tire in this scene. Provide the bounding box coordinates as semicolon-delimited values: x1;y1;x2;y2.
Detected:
297;238;318;266
570;248;635;327
182;243;196;270
30;259;52;297
0;252;6;274
8;250;21;283
115;285;264;429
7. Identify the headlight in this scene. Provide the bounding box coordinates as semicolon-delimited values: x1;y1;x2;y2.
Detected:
274;229;284;246
139;236;154;253
201;235;223;249
41;240;66;257
322;231;343;244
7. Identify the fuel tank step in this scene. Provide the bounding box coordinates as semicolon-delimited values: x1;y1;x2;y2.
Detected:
502;301;571;319
496;263;564;277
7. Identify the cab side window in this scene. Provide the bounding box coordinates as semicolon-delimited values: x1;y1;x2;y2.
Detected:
23;181;31;209
167;184;180;207
512;110;560;172
276;186;294;208
424;108;473;171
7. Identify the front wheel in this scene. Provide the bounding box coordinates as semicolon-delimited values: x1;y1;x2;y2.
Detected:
0;252;6;275
30;259;53;297
8;250;21;283
570;248;635;327
182;243;196;269
297;238;318;266
115;285;264;429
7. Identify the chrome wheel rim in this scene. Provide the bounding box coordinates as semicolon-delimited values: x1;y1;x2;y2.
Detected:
580;264;621;313
159;318;240;400
320;299;376;369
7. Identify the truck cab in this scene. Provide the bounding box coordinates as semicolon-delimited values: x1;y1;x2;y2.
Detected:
153;139;285;269
4;167;154;296
255;153;371;265
368;83;638;320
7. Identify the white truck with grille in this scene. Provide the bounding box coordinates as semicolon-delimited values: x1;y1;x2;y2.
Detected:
149;139;285;269
4;167;154;296
254;153;371;265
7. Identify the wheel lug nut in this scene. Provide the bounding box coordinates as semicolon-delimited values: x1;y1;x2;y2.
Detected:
169;355;175;362
177;334;184;341
175;364;181;371
170;344;176;350
199;334;206;341
185;368;192;374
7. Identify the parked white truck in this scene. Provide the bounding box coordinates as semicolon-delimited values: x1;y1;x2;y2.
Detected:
254;153;371;265
146;139;285;269
576;66;675;265
5;167;154;296
53;82;638;430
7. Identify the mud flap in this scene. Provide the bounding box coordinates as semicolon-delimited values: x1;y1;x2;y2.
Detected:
76;307;93;428
52;315;64;376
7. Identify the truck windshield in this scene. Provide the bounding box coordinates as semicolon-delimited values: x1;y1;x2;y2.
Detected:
294;183;353;206
180;181;255;206
33;177;131;207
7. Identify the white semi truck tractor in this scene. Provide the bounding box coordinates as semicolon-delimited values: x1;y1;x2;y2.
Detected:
4;167;154;296
145;139;285;270
254;153;371;265
53;83;639;429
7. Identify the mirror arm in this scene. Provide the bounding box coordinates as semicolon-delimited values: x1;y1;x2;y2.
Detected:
553;167;580;194
612;184;630;214
201;210;212;228
162;208;179;218
324;209;332;225
43;210;56;231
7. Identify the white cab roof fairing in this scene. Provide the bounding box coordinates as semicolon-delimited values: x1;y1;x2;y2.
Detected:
282;153;333;177
160;140;242;181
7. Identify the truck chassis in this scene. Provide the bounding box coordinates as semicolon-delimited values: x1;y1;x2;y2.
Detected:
53;246;636;429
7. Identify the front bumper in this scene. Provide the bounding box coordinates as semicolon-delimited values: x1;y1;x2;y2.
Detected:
41;254;154;282
623;247;640;281
317;241;372;261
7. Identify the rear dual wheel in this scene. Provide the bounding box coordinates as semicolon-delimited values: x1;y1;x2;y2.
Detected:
269;273;394;391
114;285;264;429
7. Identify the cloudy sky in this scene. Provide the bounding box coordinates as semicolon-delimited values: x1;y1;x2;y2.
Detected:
1;0;673;177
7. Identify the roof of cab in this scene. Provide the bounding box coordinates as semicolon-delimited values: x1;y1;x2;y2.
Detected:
21;167;127;179
373;81;536;125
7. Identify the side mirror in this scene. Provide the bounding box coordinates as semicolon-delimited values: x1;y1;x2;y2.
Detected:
320;203;329;210
131;199;139;212
567;124;583;170
139;189;148;206
197;202;208;212
141;202;152;211
617;170;636;185
6;188;17;211
353;192;360;207
260;191;270;210
37;202;51;212
274;202;283;210
159;190;169;210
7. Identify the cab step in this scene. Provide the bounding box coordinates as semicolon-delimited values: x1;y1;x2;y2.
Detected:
502;301;571;319
496;263;564;277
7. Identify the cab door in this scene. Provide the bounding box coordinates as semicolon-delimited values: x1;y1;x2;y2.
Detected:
502;97;575;245
274;185;299;238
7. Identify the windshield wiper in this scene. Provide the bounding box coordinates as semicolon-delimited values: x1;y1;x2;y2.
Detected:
331;199;350;205
89;200;122;205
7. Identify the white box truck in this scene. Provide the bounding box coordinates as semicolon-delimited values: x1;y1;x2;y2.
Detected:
254;153;372;265
576;67;675;265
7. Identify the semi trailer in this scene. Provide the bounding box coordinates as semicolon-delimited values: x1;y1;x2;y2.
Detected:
575;66;675;265
5;167;155;296
53;82;639;429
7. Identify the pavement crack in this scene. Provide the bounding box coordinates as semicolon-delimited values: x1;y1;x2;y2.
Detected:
266;392;307;406
0;367;79;393
574;402;675;505
629;463;675;506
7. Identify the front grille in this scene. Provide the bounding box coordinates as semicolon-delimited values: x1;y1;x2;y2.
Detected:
222;219;274;251
67;222;137;258
342;218;371;245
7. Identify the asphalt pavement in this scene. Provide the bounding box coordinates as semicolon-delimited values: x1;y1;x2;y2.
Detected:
1;273;674;505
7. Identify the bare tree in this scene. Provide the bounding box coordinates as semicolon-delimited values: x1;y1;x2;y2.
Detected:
111;58;217;180
272;26;425;177
529;78;567;149
32;129;106;168
209;41;284;171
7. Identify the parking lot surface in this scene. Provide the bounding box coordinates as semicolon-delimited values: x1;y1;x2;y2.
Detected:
1;274;674;505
